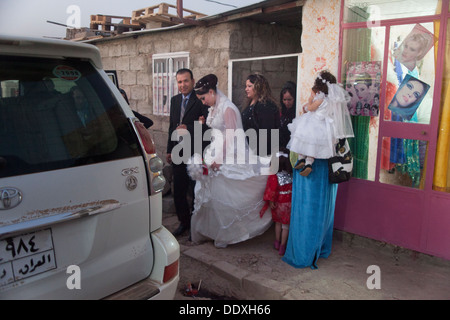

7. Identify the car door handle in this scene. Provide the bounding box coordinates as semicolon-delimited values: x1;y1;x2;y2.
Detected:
0;200;121;240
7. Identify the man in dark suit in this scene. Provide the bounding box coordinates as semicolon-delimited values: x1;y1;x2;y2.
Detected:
166;68;208;237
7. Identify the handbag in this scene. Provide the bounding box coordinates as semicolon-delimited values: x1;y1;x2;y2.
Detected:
328;139;353;183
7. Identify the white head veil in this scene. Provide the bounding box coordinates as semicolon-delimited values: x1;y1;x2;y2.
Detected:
326;82;354;140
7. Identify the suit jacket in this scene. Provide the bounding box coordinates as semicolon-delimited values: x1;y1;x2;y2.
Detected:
167;92;209;159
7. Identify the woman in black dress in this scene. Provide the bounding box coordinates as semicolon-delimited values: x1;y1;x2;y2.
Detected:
279;81;297;149
241;74;280;157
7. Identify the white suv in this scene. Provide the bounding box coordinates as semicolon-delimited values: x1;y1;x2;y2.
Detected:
0;35;179;299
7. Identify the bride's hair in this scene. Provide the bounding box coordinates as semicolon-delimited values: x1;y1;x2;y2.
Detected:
195;74;218;95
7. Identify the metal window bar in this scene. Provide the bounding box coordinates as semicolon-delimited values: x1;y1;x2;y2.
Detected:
152;54;189;116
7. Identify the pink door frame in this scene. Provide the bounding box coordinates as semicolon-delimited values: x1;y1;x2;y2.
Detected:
335;0;450;260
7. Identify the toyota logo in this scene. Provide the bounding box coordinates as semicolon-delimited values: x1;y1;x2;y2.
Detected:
0;187;23;210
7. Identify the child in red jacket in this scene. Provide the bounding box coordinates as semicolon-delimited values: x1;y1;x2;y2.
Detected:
260;149;293;255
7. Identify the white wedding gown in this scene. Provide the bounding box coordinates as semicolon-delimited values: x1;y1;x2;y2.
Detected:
189;90;272;248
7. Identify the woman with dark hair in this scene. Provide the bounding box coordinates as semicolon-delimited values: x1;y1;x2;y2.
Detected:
387;74;429;121
352;72;372;116
187;74;272;248
279;81;297;149
241;74;280;156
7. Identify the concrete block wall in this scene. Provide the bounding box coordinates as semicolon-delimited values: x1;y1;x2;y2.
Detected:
93;19;301;163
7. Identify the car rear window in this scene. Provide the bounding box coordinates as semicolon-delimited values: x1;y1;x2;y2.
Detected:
0;56;140;178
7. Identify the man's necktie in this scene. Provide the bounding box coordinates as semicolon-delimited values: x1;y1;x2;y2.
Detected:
180;97;188;123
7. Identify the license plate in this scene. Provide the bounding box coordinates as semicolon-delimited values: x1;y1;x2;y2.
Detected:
0;229;56;286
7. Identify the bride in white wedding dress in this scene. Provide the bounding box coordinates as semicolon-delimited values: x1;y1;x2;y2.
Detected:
188;74;273;248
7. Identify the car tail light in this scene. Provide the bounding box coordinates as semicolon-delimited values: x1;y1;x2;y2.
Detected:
148;156;164;172
134;121;166;194
135;121;156;154
163;259;179;283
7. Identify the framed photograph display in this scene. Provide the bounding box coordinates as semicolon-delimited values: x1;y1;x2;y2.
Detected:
345;61;382;116
393;24;436;73
387;74;430;121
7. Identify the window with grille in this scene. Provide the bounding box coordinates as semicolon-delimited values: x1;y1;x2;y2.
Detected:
152;52;189;116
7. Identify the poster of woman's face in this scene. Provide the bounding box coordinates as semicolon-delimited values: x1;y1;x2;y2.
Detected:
346;61;381;116
393;24;436;72
388;74;430;121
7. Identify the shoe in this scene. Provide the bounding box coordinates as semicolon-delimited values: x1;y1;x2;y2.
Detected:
278;244;286;256
294;158;305;170
274;240;280;250
300;164;312;177
172;224;189;237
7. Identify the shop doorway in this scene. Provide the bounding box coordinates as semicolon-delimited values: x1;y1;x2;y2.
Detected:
336;0;450;260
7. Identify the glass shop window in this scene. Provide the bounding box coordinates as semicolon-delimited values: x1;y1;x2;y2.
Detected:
340;26;386;181
379;22;437;190
385;24;436;126
341;0;442;190
343;0;440;23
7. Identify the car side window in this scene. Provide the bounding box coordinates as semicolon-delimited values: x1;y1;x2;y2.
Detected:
0;56;140;178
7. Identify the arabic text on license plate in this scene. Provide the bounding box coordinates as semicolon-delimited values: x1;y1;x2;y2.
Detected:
0;229;56;286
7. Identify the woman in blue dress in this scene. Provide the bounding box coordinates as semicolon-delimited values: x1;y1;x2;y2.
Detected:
282;156;337;269
283;71;352;269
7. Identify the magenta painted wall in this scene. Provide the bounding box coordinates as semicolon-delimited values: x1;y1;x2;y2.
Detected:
334;181;450;260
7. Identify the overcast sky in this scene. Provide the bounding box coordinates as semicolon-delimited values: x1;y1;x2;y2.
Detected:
0;0;263;38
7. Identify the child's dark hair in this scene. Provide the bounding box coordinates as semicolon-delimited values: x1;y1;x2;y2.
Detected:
277;148;293;174
312;70;337;95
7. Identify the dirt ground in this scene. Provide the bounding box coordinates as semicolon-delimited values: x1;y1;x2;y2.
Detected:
164;208;450;300
165;212;239;300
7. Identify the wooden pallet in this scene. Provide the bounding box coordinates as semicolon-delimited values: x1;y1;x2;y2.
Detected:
90;14;141;31
131;3;206;26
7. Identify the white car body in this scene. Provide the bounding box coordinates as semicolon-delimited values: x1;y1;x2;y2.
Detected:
0;35;179;299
